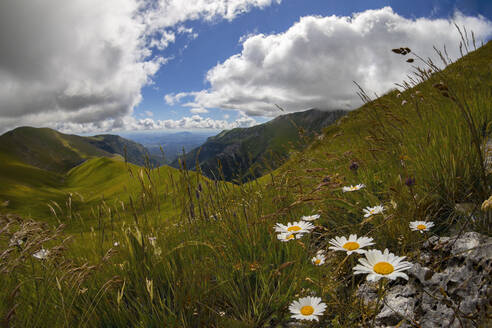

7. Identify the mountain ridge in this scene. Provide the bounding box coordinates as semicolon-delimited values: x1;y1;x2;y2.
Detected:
172;109;347;181
0;126;155;172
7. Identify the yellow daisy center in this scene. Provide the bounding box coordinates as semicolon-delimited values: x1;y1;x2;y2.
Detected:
343;241;360;251
286;234;295;240
288;226;302;232
416;224;426;230
373;262;394;275
300;305;314;316
314;259;321;265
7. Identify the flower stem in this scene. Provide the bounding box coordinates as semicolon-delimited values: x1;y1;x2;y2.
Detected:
371;279;385;328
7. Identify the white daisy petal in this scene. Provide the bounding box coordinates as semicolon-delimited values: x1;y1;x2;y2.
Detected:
409;220;434;233
274;221;315;235
328;234;374;254
353;249;412;282
301;214;320;221
343;184;365;192
289;296;326;322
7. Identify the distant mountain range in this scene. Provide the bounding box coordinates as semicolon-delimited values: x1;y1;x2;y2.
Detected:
171;109;347;182
122;131;215;164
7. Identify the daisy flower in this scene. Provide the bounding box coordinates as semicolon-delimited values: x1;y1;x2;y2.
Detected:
409;221;434;233
311;250;326;266
353;249;413;282
363;205;384;218
274;221;315;234
33;248;50;260
277;232;304;242
342;184;365;192
328;234;374;255
289;296;326;321
301;214;320;221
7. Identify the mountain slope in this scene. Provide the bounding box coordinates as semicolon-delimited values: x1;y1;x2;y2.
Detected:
0;127;153;172
85;134;157;167
172;109;346;181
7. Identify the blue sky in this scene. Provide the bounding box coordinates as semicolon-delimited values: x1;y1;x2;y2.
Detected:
0;0;491;134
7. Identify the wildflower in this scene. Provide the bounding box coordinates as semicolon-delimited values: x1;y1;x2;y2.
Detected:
353;249;412;282
329;234;374;255
301;214;320;221
219;311;226;317
33;248;50;260
363;205;384;218
401;100;408;105
113;242;120;247
342;184;365;192
274;221;315;235
277;232;303;242
289;296;326;321
311;250;326;266
409;221;434;233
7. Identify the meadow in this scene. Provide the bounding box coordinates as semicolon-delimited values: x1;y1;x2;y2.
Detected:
0;37;491;327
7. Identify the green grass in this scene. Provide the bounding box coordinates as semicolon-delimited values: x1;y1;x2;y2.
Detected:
0;40;491;327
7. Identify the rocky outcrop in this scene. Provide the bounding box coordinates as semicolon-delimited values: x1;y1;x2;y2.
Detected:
358;232;491;328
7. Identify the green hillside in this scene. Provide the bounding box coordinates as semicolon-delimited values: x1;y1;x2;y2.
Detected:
0;154;187;227
0;127;155;173
85;134;159;167
173;109;346;182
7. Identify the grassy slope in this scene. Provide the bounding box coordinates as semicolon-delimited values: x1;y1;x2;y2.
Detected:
0;127;113;173
0;155;186;229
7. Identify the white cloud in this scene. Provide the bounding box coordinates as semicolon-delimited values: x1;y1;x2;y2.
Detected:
0;0;281;133
176;7;492;116
164;92;190;105
143;0;282;32
190;107;209;114
144;110;154;117
150;30;176;50
52;113;257;134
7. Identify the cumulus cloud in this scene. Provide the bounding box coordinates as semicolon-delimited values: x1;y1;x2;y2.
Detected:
176;7;492;116
190;107;209;114
53;112;257;134
0;0;281;133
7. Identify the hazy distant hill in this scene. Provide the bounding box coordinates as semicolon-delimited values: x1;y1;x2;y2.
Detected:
0;127;153;172
172;109;346;182
122;131;215;164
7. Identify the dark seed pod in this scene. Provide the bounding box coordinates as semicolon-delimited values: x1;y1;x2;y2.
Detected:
405;177;416;187
406;58;414;63
349;161;359;171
